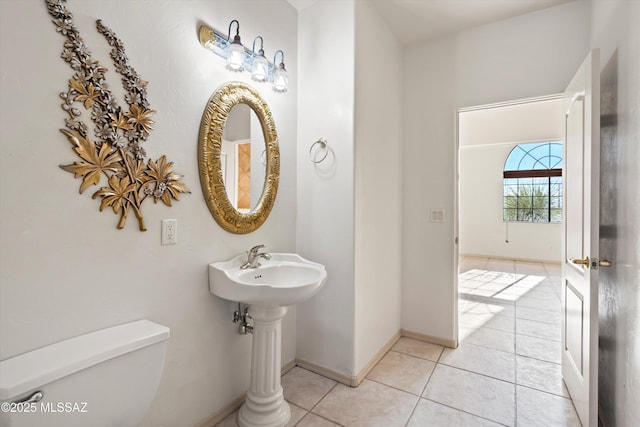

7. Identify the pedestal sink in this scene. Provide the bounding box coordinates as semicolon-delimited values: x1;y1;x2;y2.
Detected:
209;253;327;427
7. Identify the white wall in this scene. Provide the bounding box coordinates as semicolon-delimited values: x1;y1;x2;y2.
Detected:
402;1;590;341
458;98;565;148
591;1;640;426
0;1;297;426
296;0;356;377
353;0;403;373
295;0;403;380
459;144;562;262
459;98;564;262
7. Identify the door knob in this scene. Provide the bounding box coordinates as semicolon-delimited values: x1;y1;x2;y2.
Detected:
570;256;589;266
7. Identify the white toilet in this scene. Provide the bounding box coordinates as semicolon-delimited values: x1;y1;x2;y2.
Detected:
0;319;169;427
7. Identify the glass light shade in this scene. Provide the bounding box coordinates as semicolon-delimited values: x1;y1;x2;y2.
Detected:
272;66;288;93
251;55;269;82
226;43;245;71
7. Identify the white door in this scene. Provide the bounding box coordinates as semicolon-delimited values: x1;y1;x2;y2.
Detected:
562;49;601;427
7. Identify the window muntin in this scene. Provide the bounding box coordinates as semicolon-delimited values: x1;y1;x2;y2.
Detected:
503;142;562;223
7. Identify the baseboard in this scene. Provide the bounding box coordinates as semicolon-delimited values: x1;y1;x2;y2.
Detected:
352;330;402;386
460;253;561;265
401;329;457;349
297;331;402;388
195;392;246;427
195;358;296;427
295;358;353;386
281;358;296;375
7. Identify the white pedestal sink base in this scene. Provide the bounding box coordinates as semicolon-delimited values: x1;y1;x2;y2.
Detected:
237;306;291;427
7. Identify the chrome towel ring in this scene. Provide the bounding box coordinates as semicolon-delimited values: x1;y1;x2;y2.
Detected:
309;138;329;163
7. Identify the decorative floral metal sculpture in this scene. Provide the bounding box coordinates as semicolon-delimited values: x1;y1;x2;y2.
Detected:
45;0;189;231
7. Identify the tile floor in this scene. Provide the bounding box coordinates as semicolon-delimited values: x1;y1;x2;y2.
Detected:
217;257;581;426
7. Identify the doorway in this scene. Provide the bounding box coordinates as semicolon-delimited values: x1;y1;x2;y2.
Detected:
452;96;580;423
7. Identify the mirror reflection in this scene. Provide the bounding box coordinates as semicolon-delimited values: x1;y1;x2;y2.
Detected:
221;104;267;213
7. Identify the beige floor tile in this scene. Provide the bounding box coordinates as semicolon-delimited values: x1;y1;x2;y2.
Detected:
459;259;488;272
297;412;341;427
313;379;417;427
516;356;569;397
516;293;562;311
408;399;503;427
516;386;581;427
512;274;547;288
440;343;516;382
459;311;514;333
464;281;515;297
516;318;561;342
282;367;337;410
464;289;517;304
423;365;515;426
516;334;562;364
289;404;311;426
459;268;488;277
367;351;435;395
392;337;443;362
458;279;488;290
459;326;515;353
514;279;559;296
516;306;561;325
460;300;515;318
514;286;562;302
514;261;548;276
490;274;523;285
486;259;516;273
543;263;562;276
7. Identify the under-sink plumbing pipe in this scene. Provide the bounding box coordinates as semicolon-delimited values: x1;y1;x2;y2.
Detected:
233;303;253;334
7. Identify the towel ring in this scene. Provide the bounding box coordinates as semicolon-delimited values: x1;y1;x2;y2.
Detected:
309;138;329;163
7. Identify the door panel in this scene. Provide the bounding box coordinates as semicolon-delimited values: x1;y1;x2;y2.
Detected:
562;49;600;427
565;281;584;374
565;101;585;263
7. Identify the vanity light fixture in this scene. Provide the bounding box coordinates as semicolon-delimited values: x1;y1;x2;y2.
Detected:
251;36;269;82
225;20;244;71
198;22;289;93
272;50;288;93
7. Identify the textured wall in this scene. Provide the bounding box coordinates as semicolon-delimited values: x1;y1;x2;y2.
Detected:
295;0;356;377
353;0;403;374
0;1;297;426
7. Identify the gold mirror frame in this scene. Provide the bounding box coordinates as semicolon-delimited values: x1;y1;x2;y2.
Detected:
198;82;279;234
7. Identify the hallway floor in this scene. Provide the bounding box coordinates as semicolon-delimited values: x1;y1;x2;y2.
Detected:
217;257;581;426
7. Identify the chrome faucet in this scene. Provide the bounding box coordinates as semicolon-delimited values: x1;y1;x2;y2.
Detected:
241;244;272;269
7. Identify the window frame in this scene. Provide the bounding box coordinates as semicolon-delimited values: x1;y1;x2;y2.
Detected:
503;142;563;223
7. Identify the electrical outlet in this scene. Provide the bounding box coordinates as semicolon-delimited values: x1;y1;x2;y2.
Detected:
161;219;177;245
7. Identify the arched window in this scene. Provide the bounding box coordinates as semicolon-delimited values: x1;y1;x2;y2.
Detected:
503;141;563;222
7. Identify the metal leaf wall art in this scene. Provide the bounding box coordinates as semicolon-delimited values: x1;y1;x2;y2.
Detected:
45;0;190;231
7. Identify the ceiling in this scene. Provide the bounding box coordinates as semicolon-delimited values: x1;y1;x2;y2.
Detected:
288;0;574;45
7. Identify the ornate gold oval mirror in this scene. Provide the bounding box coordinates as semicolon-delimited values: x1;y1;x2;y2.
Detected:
198;82;279;233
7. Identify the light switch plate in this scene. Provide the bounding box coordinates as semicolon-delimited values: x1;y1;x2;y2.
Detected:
430;209;445;223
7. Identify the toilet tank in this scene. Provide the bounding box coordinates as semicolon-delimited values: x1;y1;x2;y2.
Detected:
0;320;170;427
